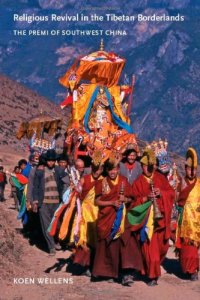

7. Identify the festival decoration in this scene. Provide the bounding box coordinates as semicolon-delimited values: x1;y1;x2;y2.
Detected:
16;112;62;154
146;139;170;173
59;40;138;160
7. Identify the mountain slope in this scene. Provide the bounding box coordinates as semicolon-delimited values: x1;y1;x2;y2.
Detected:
0;74;67;152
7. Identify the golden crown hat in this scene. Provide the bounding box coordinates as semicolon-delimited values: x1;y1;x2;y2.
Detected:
140;148;157;166
126;142;140;153
106;151;121;168
91;150;105;167
185;147;198;168
146;138;168;156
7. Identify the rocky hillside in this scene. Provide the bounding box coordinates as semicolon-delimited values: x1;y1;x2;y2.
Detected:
0;74;68;153
0;203;24;281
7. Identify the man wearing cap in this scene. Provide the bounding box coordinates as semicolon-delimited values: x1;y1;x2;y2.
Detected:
175;147;200;281
92;156;143;286
32;149;65;255
57;153;68;170
131;148;175;286
120;148;142;185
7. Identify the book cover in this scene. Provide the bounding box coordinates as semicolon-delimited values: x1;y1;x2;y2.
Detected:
0;1;199;299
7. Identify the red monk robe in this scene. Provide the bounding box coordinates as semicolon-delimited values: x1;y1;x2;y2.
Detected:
73;174;103;268
132;171;175;280
176;178;200;277
92;175;143;280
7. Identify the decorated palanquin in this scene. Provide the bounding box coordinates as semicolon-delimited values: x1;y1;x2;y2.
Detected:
16;113;62;154
59;40;139;161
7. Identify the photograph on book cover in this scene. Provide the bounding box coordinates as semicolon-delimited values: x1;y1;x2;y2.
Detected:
0;1;199;300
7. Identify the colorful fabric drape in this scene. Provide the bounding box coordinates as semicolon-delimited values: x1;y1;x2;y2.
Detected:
48;186;78;240
179;179;200;246
128;200;152;229
17;184;28;225
73;197;82;243
63;187;72;204
76;186;98;248
110;203;126;240
75;51;125;88
128;200;153;242
11;176;24;190
109;85;128;123
59;192;76;240
48;187;73;236
11;175;28;225
84;86;133;134
48;202;68;236
144;205;154;241
175;178;196;248
15;174;29;185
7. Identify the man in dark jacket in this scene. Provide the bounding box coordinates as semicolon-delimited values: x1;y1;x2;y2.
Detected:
32;149;66;255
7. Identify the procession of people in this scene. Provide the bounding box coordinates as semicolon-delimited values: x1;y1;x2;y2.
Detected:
1;41;199;288
1;144;199;287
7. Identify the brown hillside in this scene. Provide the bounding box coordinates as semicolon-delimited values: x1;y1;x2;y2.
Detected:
0;73;68;153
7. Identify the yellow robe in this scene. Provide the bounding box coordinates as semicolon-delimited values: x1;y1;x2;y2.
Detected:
180;178;200;245
77;186;98;248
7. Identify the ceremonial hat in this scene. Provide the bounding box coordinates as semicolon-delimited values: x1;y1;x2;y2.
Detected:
146;138;171;173
124;144;138;156
140;148;156;166
91;150;104;168
185;147;198;168
105;152;121;170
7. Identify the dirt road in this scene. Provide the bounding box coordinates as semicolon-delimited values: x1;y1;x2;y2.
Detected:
0;189;199;300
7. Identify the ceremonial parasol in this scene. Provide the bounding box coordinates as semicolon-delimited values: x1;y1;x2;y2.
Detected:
16;112;62;140
59;39;126;89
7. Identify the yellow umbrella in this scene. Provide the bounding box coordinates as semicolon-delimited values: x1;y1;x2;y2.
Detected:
16;113;62;140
